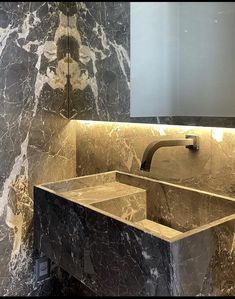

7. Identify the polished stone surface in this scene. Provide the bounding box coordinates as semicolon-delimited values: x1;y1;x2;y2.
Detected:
91;191;146;223
1;1;235;296
68;2;130;122
136;219;181;239
34;170;235;296
75;121;235;199
0;2;75;296
59;181;145;204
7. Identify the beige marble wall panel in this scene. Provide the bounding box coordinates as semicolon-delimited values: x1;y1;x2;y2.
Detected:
75;121;235;199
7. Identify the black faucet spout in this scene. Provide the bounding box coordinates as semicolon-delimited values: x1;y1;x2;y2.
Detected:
140;134;199;172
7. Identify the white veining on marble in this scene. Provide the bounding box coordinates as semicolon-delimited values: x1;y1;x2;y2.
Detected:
230;232;235;254
122;138;141;171
0;134;29;217
0;25;18;56
17;11;40;41
1;7;68;215
142;250;151;260
69;2;130;118
0;4;71;294
110;40;130;89
68;13;101;115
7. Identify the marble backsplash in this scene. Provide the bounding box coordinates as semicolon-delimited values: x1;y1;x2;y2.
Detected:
75;121;235;198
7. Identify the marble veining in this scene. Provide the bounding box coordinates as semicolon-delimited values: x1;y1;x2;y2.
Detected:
68;2;130;121
92;192;146;223
59;181;145;203
34;170;235;296
66;2;235;128
75;121;235;199
1;1;235;296
0;2;75;296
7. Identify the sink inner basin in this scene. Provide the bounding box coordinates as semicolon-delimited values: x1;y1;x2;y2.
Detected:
42;171;235;240
60;181;147;223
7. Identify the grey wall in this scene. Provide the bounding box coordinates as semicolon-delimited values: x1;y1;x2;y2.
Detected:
0;2;75;295
131;2;178;117
178;2;235;117
131;2;235;118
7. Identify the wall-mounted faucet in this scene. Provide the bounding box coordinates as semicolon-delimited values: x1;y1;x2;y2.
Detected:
140;135;199;172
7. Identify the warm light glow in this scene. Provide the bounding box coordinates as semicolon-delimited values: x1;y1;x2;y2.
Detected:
212;128;224;142
71;119;235;133
71;119;200;129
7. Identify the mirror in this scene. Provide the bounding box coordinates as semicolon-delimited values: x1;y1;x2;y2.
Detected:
130;2;235;126
69;2;235;127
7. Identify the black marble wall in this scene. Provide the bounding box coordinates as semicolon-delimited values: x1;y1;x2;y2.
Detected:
0;2;75;296
0;2;131;295
68;2;130;122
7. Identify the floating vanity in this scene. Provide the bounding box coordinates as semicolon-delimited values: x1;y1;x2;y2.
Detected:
34;171;235;296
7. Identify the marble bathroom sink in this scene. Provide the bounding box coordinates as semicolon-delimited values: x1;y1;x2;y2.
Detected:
34;171;235;296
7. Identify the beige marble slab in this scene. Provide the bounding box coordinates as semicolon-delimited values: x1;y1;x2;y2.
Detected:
91;191;146;222
58;181;146;204
136;219;182;238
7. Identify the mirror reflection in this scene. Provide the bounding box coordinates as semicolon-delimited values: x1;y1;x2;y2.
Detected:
131;2;235;117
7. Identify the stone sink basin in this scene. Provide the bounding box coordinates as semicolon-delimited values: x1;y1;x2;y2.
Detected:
34;171;235;296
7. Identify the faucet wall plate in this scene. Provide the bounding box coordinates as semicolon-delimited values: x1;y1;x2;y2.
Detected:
185;134;199;151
